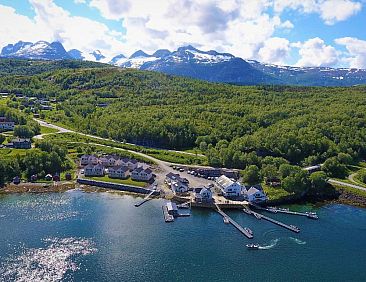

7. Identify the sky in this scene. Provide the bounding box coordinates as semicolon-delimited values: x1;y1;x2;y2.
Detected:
0;0;365;68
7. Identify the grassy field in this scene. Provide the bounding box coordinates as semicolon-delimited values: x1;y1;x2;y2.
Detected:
332;183;366;198
40;126;59;134
43;131;207;165
85;175;148;187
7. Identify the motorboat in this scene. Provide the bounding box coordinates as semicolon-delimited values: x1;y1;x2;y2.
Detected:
223;217;230;224
246;244;259;250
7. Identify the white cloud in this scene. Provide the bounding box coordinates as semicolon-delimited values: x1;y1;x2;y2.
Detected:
335;37;366;68
273;0;362;25
258;37;290;65
319;0;362;24
74;0;87;4
294;37;339;67
0;0;126;59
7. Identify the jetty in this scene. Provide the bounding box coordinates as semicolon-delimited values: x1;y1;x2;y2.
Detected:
215;204;253;239
244;208;300;233
135;189;158;207
250;204;318;219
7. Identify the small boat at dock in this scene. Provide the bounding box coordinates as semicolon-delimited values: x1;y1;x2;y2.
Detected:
246;244;259;250
223;217;230;224
244;227;253;235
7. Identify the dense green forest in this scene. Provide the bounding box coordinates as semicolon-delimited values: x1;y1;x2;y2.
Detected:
1;61;366;170
0;58;111;76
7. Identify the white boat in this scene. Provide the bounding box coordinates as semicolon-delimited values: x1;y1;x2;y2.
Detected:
223;217;230;224
246;244;259;250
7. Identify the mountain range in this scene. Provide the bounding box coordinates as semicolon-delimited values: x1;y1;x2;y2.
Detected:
1;40;366;86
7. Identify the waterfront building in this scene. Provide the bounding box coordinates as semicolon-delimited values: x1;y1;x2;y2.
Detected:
243;185;267;203
131;167;153;181
216;175;242;197
84;164;105;177
193;187;212;202
108;166;129;179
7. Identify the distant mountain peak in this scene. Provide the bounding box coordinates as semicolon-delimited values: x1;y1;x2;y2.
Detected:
130;50;150;59
90;50;106;61
152;49;171;58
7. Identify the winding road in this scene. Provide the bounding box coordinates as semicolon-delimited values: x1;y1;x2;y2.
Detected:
34;119;213;189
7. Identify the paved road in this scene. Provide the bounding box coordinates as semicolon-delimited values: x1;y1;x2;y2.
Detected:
328;179;366;192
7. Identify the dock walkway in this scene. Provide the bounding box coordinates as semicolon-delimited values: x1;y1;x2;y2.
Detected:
215;204;253;239
250;204;318;219
135;189;157;207
244;208;300;233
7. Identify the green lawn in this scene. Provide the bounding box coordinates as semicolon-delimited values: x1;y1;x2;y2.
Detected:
40;126;59;134
85;176;148;188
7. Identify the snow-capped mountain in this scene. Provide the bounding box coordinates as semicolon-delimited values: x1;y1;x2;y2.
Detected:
1;41;71;60
1;40;366;86
248;60;366;86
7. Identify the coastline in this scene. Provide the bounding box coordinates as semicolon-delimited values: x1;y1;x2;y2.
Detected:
1;183;366;209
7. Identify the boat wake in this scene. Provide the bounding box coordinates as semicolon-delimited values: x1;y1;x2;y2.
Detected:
0;237;97;282
289;237;306;245
258;239;279;250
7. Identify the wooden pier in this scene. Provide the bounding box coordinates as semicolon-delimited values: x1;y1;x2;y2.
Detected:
162;205;174;222
135;189;158;207
215;204;253;239
244;208;300;233
250;204;318;219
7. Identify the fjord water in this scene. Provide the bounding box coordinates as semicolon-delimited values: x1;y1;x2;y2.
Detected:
0;191;366;281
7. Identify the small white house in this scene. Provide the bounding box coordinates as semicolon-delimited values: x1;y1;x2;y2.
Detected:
193;187;212;202
171;180;189;194
84;164;105;177
121;158;139;170
216;175;242;197
108;166;129;179
131;167;153;181
244;186;267;203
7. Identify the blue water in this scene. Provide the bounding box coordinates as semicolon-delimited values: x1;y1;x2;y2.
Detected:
0;190;366;281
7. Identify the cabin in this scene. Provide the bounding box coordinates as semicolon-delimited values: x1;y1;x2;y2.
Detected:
108;166;129;179
53;174;60;182
243;185;267;203
45;174;53;181
131;167;153;181
0;117;15;131
171;180;189;194
216;175;242;197
11;138;31;149
193;187;213;202
84;164;105;177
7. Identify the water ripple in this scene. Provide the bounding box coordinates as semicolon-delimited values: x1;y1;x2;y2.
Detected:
0;237;97;282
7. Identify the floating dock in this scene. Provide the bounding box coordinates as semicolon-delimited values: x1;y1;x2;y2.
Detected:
162;205;174;222
135;189;157;207
250;204;318;219
215;204;253;239
244;208;300;233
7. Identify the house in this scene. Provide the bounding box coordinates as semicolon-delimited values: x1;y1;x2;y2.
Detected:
244;186;267;203
40;105;53;110
216;175;242;197
165;172;188;184
165;172;181;185
12;138;31;149
0;117;15;131
124;158;138;170
106;155;119;167
171;180;189;194
193;187;213;202
53;174;60;182
108;166;129;179
131;167;153;181
98;156;109;166
65;172;72;181
80;155;98;165
84;164;105;177
13;176;20;184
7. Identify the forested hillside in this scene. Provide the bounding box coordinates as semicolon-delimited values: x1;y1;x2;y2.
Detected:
1;65;366;169
0;58;111;76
